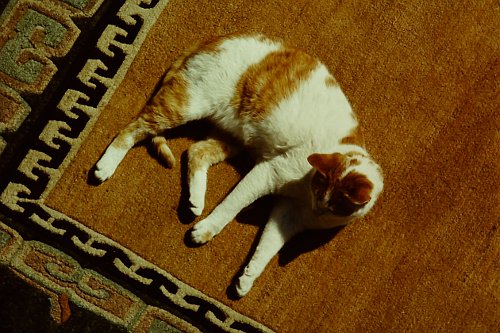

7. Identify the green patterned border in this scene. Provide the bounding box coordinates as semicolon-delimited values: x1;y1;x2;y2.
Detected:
0;221;197;332
0;0;273;332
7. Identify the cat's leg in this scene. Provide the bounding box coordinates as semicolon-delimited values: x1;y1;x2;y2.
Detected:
235;199;304;297
188;138;237;216
190;160;277;244
94;68;196;182
94;112;165;182
151;136;176;168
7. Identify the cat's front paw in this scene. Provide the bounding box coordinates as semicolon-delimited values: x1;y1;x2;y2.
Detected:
235;275;254;297
190;220;216;245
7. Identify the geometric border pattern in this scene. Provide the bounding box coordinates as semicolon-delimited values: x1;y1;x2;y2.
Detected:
0;0;273;332
0;221;197;332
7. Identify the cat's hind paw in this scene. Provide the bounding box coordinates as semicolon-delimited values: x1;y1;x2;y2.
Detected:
188;171;207;216
93;146;127;182
190;205;204;217
94;160;116;182
190;221;216;244
189;193;204;216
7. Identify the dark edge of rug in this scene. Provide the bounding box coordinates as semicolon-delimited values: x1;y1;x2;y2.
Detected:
0;1;273;332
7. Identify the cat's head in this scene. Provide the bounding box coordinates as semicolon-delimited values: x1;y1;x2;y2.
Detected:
307;152;383;219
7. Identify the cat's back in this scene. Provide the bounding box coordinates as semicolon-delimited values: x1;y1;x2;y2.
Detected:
182;34;283;108
226;40;357;156
180;34;357;155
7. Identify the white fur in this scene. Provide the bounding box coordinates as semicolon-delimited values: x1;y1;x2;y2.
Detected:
236;198;305;296
185;36;383;296
94;146;128;181
95;34;384;297
183;36;282;124
189;169;207;216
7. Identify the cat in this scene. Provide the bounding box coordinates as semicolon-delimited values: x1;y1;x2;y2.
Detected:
93;33;384;297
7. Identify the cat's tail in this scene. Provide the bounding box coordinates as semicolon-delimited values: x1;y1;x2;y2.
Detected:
152;136;176;167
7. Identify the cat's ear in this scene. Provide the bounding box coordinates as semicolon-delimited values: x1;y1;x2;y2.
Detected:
341;172;373;205
307;153;345;177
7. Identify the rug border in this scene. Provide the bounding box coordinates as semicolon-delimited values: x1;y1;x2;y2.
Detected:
0;1;273;332
0;219;200;333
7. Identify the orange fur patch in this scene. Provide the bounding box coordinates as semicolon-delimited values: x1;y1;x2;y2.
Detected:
340;125;365;147
188;138;234;172
309;153;373;216
233;48;319;119
308;153;346;178
141;36;227;131
113;112;167;150
325;76;338;87
152;136;176;167
340;171;373;205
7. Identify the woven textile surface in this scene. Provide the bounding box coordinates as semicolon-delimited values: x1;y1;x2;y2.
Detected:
1;0;498;332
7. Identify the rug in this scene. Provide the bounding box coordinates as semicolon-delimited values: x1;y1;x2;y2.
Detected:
1;0;499;332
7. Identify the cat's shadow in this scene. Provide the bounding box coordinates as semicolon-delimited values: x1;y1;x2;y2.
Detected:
225;198;343;300
172;145;342;299
176;150;197;225
87;123;342;299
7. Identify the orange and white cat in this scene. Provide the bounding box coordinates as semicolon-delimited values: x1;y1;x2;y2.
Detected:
94;34;383;297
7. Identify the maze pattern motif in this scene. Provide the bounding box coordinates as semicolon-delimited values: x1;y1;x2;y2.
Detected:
0;1;273;332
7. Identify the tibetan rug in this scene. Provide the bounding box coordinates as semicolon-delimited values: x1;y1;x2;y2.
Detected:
1;0;499;332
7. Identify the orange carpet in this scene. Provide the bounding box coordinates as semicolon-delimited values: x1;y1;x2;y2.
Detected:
1;0;498;332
